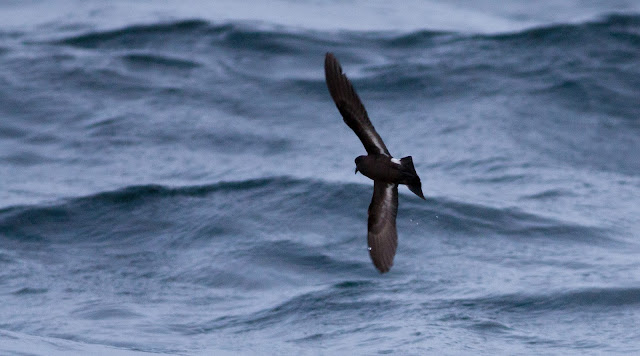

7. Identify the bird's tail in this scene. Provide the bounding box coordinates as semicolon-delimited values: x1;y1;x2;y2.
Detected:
400;156;426;200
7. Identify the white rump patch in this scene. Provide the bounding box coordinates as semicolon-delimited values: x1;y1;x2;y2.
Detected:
391;158;401;165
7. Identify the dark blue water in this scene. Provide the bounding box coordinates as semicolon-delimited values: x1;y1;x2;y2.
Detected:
1;1;640;354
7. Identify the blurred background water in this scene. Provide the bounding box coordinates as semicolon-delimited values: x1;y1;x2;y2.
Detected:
1;1;640;354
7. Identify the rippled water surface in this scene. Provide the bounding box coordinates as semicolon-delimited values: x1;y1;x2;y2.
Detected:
1;1;640;354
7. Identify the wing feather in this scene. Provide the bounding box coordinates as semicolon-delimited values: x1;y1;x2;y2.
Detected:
367;182;398;273
324;53;390;156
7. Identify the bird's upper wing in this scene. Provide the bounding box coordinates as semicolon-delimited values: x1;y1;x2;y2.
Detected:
367;181;399;273
324;53;390;156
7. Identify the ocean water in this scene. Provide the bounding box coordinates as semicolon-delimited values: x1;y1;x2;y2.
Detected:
1;1;640;354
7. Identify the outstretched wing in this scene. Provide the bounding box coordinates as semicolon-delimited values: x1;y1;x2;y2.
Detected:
367;181;399;273
324;52;390;156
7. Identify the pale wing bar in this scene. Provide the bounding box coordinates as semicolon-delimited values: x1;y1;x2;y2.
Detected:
367;182;399;273
324;53;390;156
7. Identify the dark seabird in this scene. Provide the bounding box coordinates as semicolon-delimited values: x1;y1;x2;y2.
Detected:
324;52;425;274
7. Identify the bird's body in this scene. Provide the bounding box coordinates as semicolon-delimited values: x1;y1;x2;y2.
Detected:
356;155;425;199
356;155;401;183
324;52;425;273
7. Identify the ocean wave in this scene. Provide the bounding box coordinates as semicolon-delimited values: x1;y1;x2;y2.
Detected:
52;14;640;49
121;53;201;70
445;286;640;312
0;330;157;356
406;197;607;242
0;177;609;246
56;19;212;49
182;280;640;337
180;280;399;334
54;19;331;56
487;14;640;43
32;15;638;118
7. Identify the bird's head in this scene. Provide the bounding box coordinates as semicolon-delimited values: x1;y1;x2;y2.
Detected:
354;155;366;174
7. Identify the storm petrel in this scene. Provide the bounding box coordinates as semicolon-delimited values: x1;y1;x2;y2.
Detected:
324;52;425;273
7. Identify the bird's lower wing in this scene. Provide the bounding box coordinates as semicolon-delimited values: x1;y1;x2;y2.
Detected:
324;53;390;156
367;181;399;273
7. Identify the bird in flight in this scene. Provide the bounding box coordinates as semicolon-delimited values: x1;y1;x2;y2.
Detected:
324;52;425;273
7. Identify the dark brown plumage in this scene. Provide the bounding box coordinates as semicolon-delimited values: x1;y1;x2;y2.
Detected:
324;52;425;273
367;182;398;273
324;52;390;156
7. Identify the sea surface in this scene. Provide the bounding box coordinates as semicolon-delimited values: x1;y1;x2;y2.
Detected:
1;1;640;354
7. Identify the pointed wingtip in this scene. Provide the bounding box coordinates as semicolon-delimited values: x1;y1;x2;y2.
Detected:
371;256;392;273
324;52;342;80
324;52;336;68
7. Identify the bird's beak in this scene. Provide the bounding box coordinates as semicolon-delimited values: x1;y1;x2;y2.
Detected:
354;167;359;174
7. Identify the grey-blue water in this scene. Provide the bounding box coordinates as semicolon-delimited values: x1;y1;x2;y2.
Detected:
1;1;640;354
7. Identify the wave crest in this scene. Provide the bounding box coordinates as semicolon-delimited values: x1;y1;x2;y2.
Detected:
0;177;609;246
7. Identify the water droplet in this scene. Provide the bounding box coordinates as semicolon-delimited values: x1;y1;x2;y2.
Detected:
367;247;372;251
